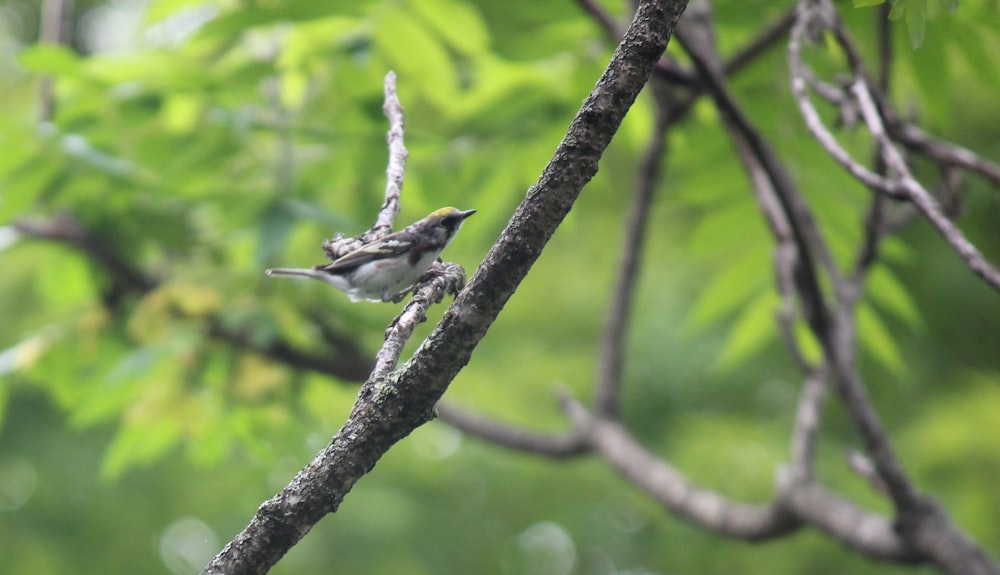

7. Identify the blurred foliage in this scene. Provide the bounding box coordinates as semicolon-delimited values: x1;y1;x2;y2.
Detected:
1;0;998;574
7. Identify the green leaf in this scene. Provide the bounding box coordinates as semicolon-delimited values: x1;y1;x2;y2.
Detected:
0;154;60;222
905;0;928;48
686;250;769;329
853;0;887;7
196;0;369;38
684;199;766;260
716;292;780;370
949;21;1000;88
793;319;823;365
906;24;948;119
145;0;212;25
888;0;906;20
374;6;458;106
16;44;81;75
68;346;163;427
411;0;492;57
866;266;923;328
857;303;906;376
101;415;182;479
37;249;96;311
59;133;139;179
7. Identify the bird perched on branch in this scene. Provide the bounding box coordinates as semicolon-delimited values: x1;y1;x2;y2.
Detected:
266;207;476;302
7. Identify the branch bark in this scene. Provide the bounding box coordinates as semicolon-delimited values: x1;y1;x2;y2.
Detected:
200;2;689;573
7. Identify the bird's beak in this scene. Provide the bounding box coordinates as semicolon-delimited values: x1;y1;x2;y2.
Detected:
459;209;476;220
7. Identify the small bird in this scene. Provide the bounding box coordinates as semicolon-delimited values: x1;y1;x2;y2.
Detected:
266;207;475;302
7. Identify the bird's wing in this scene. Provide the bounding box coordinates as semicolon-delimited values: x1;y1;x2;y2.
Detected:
316;235;409;272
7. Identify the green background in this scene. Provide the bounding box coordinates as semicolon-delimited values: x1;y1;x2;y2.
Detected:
1;0;998;573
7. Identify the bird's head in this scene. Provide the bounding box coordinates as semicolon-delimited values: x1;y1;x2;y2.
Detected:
420;207;476;243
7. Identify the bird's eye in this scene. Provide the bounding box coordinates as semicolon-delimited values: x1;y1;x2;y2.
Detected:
441;216;460;232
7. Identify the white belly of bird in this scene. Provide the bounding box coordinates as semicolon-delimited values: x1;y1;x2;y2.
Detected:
346;249;441;302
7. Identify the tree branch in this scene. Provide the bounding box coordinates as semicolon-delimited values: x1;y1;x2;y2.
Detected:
323;72;407;261
435;402;587;457
676;18;839;340
787;368;828;481
849;79;1000;293
564;393;928;563
12;213;156;296
562;394;802;540
13;214;373;383
790;2;1000;297
207;323;371;383
722;7;796;76
200;2;689;573
594;73;672;419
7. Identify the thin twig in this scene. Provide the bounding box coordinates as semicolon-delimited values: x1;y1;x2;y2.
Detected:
435;402;587;457
594;80;671;418
788;9;907;198
851;193;889;280
846;448;888;495
787;368;828;481
575;0;626;40
370;262;465;382
202;3;688;572
564;393;921;562
371;71;406;235
209;323;371;383
850;81;1000;293
677;20;838;337
773;242;814;372
723;7;796;75
324;72;407;260
789;0;922;514
562;393;802;540
13;213;374;382
12;214;155;294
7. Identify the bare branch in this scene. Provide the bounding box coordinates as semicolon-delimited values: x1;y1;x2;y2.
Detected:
851;194;890;280
849;81;1000;293
594;82;671;418
874;2;892;91
201;2;689;572
722;7;796;76
773;242;814;372
208;324;371;383
371;71;406;235
436;402;587;457
827;16;1000;190
846;448;888;495
562;394;802;540
791;2;1000;297
323;71;407;260
371;262;466;382
12;213;155;295
782;481;919;562
883;113;1000;188
676;18;839;338
575;0;626;40
565;394;924;563
787;10;907;198
787;14;1000;573
13;216;374;384
788;369;828;481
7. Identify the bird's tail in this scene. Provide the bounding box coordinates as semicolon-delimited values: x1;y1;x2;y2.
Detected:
266;267;322;279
